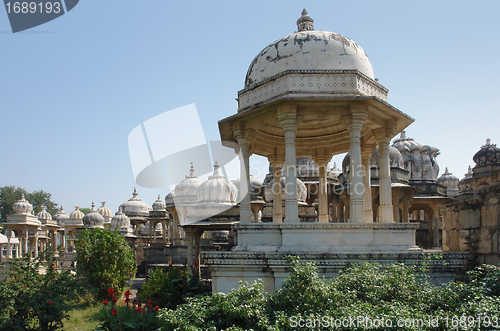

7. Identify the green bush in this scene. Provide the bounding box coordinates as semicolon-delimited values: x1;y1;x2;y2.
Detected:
139;265;210;309
158;258;500;331
0;251;82;330
75;228;137;301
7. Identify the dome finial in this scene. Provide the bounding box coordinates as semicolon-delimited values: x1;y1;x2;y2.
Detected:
401;131;407;139
189;163;195;177
297;8;314;32
486;138;491;146
133;188;138;198
444;167;450;174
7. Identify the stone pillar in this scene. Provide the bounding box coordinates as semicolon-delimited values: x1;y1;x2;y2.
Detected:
377;136;394;223
345;112;367;223
338;201;344;223
361;147;373;223
317;160;329;223
278;105;299;223
331;197;337;223
432;208;440;249
270;160;283;223
186;230;194;266
194;230;202;275
402;197;410;222
6;229;12;259
393;195;401;222
237;138;252;223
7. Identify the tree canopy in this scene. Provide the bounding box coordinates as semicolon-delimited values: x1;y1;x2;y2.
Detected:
0;185;59;223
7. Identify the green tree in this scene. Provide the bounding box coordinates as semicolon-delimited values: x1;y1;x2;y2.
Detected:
75;228;137;301
79;207;90;215
0;185;58;223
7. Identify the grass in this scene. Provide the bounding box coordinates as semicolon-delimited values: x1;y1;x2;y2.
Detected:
62;300;102;331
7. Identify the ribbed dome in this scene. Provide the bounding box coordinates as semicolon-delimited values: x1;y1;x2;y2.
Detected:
52;206;69;226
264;176;307;203
232;175;265;202
13;194;33;214
473;139;500;167
112;209;131;228
152;195;166;211
437;167;459;188
82;202;105;229
69;206;84;220
245;9;374;88
36;205;52;221
174;163;203;197
458;165;473;193
97;201;112;218
119;188;151;218
197;162;238;204
391;131;440;180
369;146;405;169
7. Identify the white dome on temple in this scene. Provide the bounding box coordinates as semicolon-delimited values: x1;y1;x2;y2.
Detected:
264;176;307;203
13;194;33;215
197;162;238;204
244;9;374;88
152;195;166;211
438;167;460;197
82;202;105;229
52;206;69;225
173;163;203;197
232;175;265;202
97;201;112;219
36;205;52;221
69;206;84;220
369;146;405;169
119;188;151;218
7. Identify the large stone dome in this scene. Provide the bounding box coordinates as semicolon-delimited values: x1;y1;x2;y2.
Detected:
473;139;500;167
119;188;151;218
245;9;374;88
264;176;307;203
13;194;33;215
82;202;105;229
197;162;238;204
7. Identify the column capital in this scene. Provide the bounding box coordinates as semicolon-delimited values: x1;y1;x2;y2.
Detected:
361;143;375;159
277;104;298;132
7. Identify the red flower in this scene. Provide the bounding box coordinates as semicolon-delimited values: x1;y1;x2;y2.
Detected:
48;301;52;305
194;262;199;267
147;300;152;308
52;266;55;270
107;288;115;297
102;300;108;305
154;305;159;311
136;307;142;313
9;310;12;314
111;309;117;315
125;298;130;304
111;298;118;304
125;290;131;298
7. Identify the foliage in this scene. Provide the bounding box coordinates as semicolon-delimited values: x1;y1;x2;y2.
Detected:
75;228;137;301
139;265;210;309
96;288;161;331
0;251;82;330
158;258;500;331
0;185;58;223
79;207;91;215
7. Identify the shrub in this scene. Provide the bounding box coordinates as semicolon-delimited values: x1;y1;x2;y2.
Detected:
0;251;82;331
139;264;210;310
75;228;137;301
158;258;500;331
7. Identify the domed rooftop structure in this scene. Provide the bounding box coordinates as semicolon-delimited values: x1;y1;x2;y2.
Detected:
36;205;52;221
437;167;460;197
52;206;69;226
174;163;203;197
245;9;374;88
152;195;166;211
119;188;151;218
82;202;105;229
97;201;112;219
13;194;33;215
66;206;84;227
458;165;474;193
264;176;307;203
232;175;265;203
473;139;500;167
341;146;404;174
197;162;238;204
111;208;134;235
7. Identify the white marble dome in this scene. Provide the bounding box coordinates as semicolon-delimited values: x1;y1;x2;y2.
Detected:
36;205;52;221
69;206;84;220
52;206;69;226
369;146;405;169
197;162;238;204
438;167;459;189
119;188;151;218
112;209;131;228
173;163;203;197
82;202;105;229
264;176;307;203
245;9;374;88
152;195;166;211
97;201;112;219
13;194;33;214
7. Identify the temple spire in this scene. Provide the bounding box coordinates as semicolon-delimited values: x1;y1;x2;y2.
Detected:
297;8;314;32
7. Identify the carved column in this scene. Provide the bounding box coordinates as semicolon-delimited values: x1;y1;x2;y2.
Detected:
361;146;373;223
278;105;299;223
314;156;329;223
345;112;367;223
402;196;410;222
392;194;401;222
194;230;202;275
338;200;344;223
6;229;11;259
235;136;252;223
432;208;440;248
331;197;337;223
377;136;394;223
268;158;283;223
186;230;194;266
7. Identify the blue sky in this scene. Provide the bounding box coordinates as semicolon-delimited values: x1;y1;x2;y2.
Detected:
1;0;499;214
